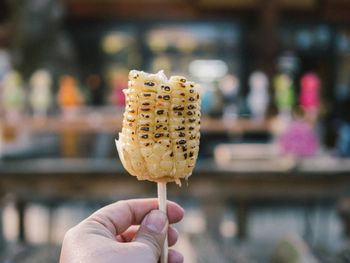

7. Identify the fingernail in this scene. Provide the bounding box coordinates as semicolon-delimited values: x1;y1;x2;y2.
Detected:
144;210;168;234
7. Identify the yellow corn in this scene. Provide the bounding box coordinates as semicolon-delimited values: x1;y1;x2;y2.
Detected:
116;70;201;185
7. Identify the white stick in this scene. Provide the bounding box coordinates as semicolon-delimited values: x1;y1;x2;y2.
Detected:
157;182;168;263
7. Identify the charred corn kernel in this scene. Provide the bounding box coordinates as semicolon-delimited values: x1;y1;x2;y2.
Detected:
116;70;201;185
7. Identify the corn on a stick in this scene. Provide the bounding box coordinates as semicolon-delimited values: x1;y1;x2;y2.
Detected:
116;70;201;263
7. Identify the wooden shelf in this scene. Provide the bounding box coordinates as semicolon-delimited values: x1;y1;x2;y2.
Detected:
1;112;271;134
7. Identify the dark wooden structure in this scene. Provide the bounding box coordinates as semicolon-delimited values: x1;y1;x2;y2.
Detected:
0;156;349;242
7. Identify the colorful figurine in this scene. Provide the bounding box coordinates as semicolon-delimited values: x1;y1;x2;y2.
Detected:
279;120;319;157
248;71;269;122
300;73;320;110
109;70;128;107
29;69;52;118
1;70;25;121
274;73;295;119
299;72;321;124
57;75;83;108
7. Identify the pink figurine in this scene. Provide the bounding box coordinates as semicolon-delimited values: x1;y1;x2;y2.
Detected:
299;73;320;123
109;70;127;107
279;120;319;157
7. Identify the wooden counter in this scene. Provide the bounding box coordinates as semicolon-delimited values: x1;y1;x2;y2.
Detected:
0;157;349;202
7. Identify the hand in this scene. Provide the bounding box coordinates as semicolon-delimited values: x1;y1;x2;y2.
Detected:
60;198;185;263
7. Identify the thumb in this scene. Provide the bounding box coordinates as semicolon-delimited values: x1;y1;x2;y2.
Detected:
134;210;168;260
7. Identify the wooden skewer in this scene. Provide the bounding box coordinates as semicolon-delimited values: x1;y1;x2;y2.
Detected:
157;182;168;263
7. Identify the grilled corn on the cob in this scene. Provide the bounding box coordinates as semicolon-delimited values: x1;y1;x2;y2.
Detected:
116;70;201;184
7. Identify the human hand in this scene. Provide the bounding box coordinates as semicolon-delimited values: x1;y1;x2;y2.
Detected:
60;199;184;263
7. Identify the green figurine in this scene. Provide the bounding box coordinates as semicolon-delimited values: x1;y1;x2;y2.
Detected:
1;70;25;121
274;73;295;114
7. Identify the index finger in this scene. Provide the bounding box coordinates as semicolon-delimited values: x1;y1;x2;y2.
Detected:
87;198;184;236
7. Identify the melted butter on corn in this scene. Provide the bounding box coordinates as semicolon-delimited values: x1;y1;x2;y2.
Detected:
116;70;201;185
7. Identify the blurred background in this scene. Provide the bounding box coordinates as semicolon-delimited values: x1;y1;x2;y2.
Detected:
0;0;350;262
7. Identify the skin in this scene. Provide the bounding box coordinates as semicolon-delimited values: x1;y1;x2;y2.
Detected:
60;199;185;263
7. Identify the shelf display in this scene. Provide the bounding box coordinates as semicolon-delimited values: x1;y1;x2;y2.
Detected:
0;19;348;156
